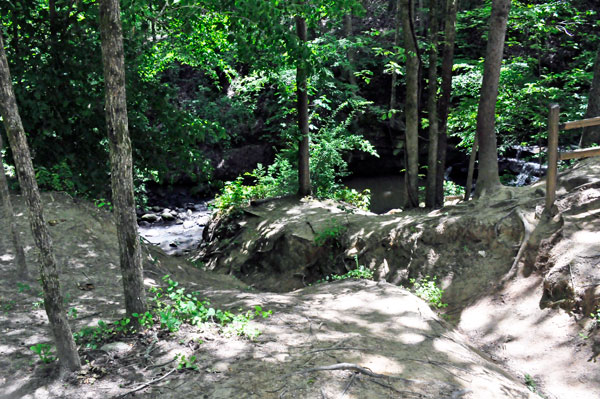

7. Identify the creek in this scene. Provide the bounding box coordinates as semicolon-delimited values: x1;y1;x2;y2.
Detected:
138;202;212;256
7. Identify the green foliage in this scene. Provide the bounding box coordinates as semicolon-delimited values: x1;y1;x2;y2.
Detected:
16;282;31;293
316;255;374;283
443;180;465;197
29;343;56;364
410;276;448;309
451;1;599;154
591;308;600;325
213;98;376;214
176;354;199;371
136;275;272;339
73;318;133;350
35;161;76;194
314;218;347;247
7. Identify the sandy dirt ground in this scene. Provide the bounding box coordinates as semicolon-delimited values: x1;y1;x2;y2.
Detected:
1;159;600;399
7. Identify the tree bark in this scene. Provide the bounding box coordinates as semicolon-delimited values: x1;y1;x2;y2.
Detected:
435;0;457;207
580;46;600;147
295;14;311;197
343;13;357;87
0;35;80;371
99;0;147;321
390;0;401;132
401;0;420;208
474;0;511;197
0;133;28;278
425;0;440;208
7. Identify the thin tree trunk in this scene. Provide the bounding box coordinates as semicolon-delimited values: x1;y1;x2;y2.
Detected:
425;0;440;208
0;134;28;278
474;0;511;197
295;14;311;197
580;46;600;147
401;0;420;208
343;13;357;87
464;134;478;201
99;0;147;322
435;0;457;207
390;0;401;131
0;35;80;371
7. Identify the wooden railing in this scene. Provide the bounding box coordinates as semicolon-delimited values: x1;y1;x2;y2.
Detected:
545;104;600;213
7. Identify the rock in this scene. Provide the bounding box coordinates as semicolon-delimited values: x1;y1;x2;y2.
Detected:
196;215;211;226
141;213;160;223
183;220;196;229
100;342;131;354
161;211;175;221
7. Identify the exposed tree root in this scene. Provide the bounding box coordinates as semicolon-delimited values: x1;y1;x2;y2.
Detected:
116;368;176;398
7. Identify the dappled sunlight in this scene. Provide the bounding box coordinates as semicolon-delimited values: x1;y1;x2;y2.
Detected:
360;354;405;374
398;332;427;344
0;253;15;262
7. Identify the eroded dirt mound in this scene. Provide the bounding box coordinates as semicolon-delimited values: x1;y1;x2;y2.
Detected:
0;193;538;398
198;158;600;399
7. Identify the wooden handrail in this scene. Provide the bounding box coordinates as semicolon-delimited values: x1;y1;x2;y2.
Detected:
559;147;600;160
545;105;600;215
560;116;600;130
545;104;559;213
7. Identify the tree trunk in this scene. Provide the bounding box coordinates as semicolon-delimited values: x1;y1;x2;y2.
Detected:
0;134;28;278
401;0;420;208
435;0;457;207
425;0;440;208
0;35;80;371
99;0;147;322
390;0;401;133
580;46;600;147
343;13;357;87
295;14;311;197
474;0;511;197
464;134;478;201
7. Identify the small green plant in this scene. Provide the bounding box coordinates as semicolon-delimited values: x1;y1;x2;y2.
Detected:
17;282;31;293
30;343;56;364
132;311;155;328
524;373;545;397
68;307;78;319
315;256;374;283
93;198;113;211
176;354;199;371
314;218;347;247
591;308;600;326
2;299;16;312
410;276;448;309
32;298;44;309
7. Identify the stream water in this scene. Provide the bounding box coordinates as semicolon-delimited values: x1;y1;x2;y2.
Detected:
137;149;546;251
138;202;212;256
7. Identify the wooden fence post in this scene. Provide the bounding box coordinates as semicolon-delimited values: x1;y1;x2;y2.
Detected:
545;104;560;214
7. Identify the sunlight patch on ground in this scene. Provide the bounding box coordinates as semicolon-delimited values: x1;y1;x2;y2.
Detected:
0;253;14;262
360;354;405;374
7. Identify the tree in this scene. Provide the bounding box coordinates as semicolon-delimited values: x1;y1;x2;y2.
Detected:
435;0;457;207
0;133;27;278
296;12;312;197
0;34;80;371
425;0;441;208
580;45;600;147
99;0;147;321
474;0;511;197
400;0;420;208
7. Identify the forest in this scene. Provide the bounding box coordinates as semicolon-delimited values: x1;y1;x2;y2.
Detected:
1;0;600;398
